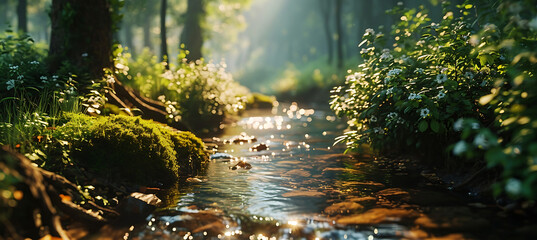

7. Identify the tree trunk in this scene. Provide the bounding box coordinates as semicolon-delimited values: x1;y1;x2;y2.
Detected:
48;0;190;131
160;0;169;68
0;0;8;27
142;13;151;50
318;0;333;65
335;0;344;69
180;0;204;61
49;0;113;79
17;0;27;33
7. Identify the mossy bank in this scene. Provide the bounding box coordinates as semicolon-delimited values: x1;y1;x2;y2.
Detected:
44;113;209;187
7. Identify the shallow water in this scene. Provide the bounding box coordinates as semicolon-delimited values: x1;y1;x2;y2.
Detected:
128;103;535;240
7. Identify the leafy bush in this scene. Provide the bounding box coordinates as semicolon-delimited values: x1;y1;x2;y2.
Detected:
452;0;537;200
332;0;537;200
0;31;81;148
331;3;494;163
44;114;209;186
115;47;250;131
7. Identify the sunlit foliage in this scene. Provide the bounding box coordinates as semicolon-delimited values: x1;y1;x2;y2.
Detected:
332;0;537;200
115;46;250;131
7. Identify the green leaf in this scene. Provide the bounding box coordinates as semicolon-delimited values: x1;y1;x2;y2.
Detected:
418;120;428;132
430;120;440;133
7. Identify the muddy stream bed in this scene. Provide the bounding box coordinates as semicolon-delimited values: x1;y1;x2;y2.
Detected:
127;103;535;240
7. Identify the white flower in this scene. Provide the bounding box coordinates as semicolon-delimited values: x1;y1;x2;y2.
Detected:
431;22;440;29
380;52;393;61
464;71;474;79
9;65;19;70
505;178;522;195
106;75;115;84
420;108;430;118
437;91;446;99
6;80;15;90
30;60;39;65
81;53;88;57
370;115;378;122
453;141;468;155
436;74;448;84
387;112;398;120
365;28;375;36
529;17;537;31
408;93;422;100
387;68;402;77
469;35;480;46
473;133;489;148
386;87;394;94
414;68;424;74
384;77;391;84
373;127;384;134
454;118;464;131
52;75;59;80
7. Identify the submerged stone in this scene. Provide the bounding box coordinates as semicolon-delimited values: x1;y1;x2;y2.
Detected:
336;208;419;225
324;201;364;215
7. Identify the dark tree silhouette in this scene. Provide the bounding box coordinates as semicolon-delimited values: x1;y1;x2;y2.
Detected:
17;0;27;32
180;0;204;61
318;0;333;65
160;0;169;67
335;0;344;69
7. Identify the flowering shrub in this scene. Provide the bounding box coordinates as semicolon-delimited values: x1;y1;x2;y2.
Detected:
115;47;250;131
333;0;537;200
331;3;494;163
452;0;537;200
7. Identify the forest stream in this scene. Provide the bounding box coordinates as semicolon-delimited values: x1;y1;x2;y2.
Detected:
125;103;536;240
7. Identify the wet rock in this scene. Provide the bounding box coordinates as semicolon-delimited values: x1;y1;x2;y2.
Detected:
138;186;161;194
250;143;268;151
346;196;377;205
376;188;411;201
210;153;234;161
324;201;364;215
414;206;490;230
282;169;311;178
224;132;257;144
116;192;162;221
282;190;326;197
186;177;203;183
336;208;419;225
230;161;252;170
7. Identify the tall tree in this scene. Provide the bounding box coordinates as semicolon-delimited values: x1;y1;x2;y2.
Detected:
49;0;112;78
0;0;8;27
17;0;27;32
49;0;188;130
318;0;333;65
180;0;204;61
335;0;344;69
160;0;168;67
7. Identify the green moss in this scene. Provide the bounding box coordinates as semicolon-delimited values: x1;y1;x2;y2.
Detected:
246;93;276;109
52;113;208;186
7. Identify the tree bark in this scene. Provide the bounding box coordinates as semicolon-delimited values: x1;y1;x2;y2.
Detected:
17;0;27;33
180;0;204;61
318;0;333;65
48;0;190;131
49;0;113;79
160;0;169;68
335;0;344;69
